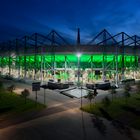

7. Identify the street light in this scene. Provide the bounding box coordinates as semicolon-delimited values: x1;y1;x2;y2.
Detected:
76;53;83;108
76;53;82;87
77;53;81;58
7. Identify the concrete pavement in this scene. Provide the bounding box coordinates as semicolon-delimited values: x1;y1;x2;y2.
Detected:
0;78;140;140
0;108;140;140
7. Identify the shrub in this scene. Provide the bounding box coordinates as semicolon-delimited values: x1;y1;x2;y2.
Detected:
86;91;94;108
21;89;30;104
124;83;131;104
7;85;15;93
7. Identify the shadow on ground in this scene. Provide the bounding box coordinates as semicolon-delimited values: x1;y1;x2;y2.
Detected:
90;108;138;140
91;115;106;135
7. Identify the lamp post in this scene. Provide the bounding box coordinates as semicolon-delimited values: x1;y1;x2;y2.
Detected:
77;53;81;87
77;53;82;108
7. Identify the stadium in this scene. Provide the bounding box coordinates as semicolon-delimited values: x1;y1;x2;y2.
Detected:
0;29;140;86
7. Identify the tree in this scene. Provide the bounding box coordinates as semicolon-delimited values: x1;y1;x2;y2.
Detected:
93;88;98;104
7;85;15;93
21;89;30;104
87;91;94;109
124;83;131;104
109;87;117;101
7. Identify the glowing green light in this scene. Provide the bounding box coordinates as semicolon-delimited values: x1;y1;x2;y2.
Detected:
0;54;138;69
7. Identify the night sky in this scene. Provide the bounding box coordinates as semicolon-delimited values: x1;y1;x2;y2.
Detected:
0;0;140;42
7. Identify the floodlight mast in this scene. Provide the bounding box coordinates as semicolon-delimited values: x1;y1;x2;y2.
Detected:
76;28;82;87
76;52;82;109
77;53;81;58
77;53;82;86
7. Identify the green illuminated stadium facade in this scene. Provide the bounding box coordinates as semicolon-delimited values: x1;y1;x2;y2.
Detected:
0;29;140;85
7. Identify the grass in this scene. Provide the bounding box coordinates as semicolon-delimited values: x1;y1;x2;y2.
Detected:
82;93;140;130
0;88;46;118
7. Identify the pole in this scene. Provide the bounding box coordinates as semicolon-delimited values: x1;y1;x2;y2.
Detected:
51;31;55;81
77;54;82;108
121;32;125;80
44;88;46;105
64;56;67;82
35;90;37;106
91;55;93;83
34;33;38;80
78;56;80;86
43;56;45;82
41;55;43;83
1;57;3;75
18;56;20;78
24;36;27;79
116;45;119;87
8;41;11;76
81;86;82;108
134;35;137;79
103;30;106;82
